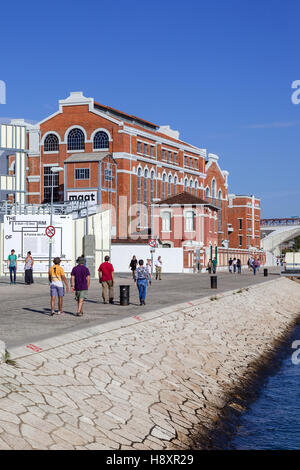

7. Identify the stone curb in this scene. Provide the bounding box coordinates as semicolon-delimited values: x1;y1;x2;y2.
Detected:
9;277;283;361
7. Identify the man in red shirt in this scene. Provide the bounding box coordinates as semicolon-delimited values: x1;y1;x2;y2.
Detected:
98;255;114;304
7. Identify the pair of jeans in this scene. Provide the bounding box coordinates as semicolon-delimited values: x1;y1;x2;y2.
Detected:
253;267;257;275
137;279;147;301
9;266;16;283
238;266;241;274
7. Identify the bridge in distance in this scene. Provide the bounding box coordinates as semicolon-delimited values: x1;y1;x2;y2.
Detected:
261;217;300;255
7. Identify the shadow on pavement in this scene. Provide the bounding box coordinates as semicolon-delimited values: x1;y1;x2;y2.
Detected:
23;307;76;317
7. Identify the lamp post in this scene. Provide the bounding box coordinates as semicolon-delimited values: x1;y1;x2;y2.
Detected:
48;167;63;270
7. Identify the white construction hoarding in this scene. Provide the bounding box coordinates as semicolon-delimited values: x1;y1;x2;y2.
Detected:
111;245;184;273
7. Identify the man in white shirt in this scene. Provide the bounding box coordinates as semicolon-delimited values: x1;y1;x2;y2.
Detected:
155;256;163;280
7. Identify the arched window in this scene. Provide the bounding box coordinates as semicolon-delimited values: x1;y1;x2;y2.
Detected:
44;134;59;152
205;187;210;200
162;174;166;199
195;180;198;197
174;175;177;195
168;175;172;196
162;212;171;231
67;128;85;151
150;170;155;202
93;131;109;149
184;178;188;192
189;180;193;193
185;211;195;231
211;179;216;201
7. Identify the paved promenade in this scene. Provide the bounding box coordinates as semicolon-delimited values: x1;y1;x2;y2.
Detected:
0;275;298;450
0;268;279;348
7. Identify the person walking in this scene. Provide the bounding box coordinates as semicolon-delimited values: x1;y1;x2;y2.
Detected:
146;258;152;281
129;255;137;280
212;257;217;274
207;259;212;274
70;256;90;316
228;257;233;273
233;257;237;273
48;257;69;316
134;259;151;305
24;251;34;285
7;249;17;285
99;255;114;304
237;258;242;274
155;256;163;280
252;258;259;276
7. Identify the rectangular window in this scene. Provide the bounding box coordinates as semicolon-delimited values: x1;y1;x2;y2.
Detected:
144;144;148;155
239;219;242;230
75;168;90;180
162;212;171;231
174;153;177;164
137;141;141;153
150;146;154;157
43;167;59;203
239;235;242;246
184;156;187;166
168;151;172;163
162;149;166;160
185;211;195;231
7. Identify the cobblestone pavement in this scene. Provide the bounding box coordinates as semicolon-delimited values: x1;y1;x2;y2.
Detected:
0;268;279;348
0;277;298;450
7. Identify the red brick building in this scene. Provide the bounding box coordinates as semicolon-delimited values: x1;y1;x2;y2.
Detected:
22;91;261;268
228;194;261;250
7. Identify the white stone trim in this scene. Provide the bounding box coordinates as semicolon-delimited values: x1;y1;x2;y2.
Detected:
119;125;206;157
27;176;40;182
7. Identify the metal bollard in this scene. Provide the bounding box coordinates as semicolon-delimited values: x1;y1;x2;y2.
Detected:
264;268;268;277
120;285;130;306
210;275;217;289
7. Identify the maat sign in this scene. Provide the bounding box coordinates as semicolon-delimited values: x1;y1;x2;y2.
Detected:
66;191;97;206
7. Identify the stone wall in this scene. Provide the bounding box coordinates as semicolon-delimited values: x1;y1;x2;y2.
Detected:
0;278;299;449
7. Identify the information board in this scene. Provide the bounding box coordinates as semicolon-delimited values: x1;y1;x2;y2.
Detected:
3;214;72;271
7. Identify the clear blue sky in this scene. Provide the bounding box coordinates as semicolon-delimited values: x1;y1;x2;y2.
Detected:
1;0;300;218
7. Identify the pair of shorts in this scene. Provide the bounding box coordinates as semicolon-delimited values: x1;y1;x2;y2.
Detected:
75;290;88;300
50;284;64;297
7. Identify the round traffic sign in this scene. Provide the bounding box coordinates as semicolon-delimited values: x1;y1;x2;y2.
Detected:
148;239;156;248
45;225;55;238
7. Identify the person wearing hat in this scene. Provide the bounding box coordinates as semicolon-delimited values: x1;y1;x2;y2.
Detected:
70;256;90;316
48;257;69;316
